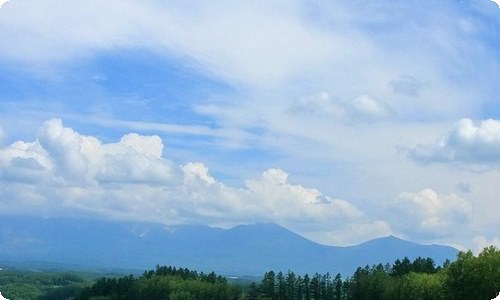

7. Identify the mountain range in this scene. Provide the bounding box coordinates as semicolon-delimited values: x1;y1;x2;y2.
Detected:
0;216;458;276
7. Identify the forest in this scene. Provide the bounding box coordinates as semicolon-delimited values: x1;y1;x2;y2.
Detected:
253;246;499;300
0;269;87;299
0;246;498;300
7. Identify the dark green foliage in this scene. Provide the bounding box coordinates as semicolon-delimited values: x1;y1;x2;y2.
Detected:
261;271;275;299
246;282;260;300
333;273;342;300
76;265;241;300
390;256;435;277
276;272;285;300
0;282;44;300
253;246;499;300
284;271;296;300
444;246;499;300
38;284;85;300
0;269;86;300
302;274;310;300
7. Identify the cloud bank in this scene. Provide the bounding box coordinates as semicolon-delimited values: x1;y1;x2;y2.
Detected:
0;119;391;245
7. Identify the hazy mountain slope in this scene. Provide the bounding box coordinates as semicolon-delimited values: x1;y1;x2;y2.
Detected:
0;216;458;275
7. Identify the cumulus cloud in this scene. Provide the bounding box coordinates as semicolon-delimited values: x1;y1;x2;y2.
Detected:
390;189;471;238
0;140;51;183
410;119;500;168
0;119;390;245
37;119;89;180
0;119;179;215
182;163;216;185
245;168;365;224
174;165;392;244
0;119;177;185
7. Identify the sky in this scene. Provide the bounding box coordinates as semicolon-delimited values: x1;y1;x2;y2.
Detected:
0;0;499;251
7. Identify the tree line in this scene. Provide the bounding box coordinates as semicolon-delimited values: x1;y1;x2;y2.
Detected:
252;246;499;300
75;246;498;300
2;246;497;299
0;269;85;300
76;266;242;300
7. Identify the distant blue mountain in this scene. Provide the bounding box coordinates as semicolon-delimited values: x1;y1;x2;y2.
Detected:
0;216;458;276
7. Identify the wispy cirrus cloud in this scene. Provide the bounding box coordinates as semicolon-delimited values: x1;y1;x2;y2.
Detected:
1;0;497;116
288;92;394;125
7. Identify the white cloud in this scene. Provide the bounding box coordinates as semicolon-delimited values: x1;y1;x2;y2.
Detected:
473;236;500;254
0;292;9;300
119;133;163;159
289;92;393;124
174;165;392;244
492;0;500;9
0;119;391;245
0;119;178;185
390;189;471;238
410;119;500;168
37;118;89;180
350;94;393;121
0;0;8;9
0;140;51;183
245;168;363;224
1;0;497;113
0;0;335;88
0;0;498;133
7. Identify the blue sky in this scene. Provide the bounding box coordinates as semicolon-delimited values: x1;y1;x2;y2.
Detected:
0;0;499;250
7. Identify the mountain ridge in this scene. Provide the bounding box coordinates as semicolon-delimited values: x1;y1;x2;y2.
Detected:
0;216;458;276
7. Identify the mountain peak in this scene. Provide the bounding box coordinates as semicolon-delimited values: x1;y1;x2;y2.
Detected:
231;222;285;229
356;234;415;246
